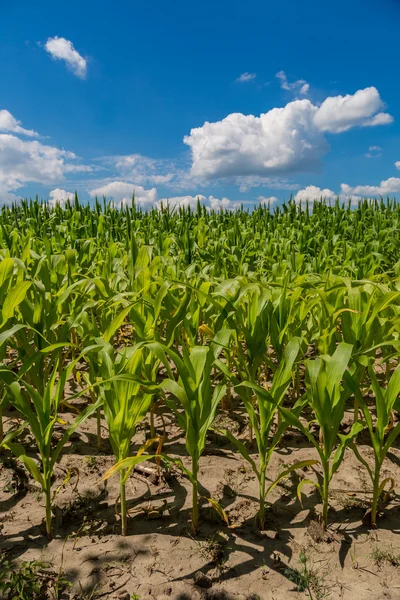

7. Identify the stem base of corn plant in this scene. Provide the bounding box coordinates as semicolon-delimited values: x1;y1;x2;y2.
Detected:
45;486;52;541
191;459;199;535
258;470;266;530
322;461;330;529
371;461;381;529
120;471;127;536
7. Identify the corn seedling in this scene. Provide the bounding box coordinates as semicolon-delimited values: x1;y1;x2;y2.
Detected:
348;361;400;527
0;346;102;539
280;342;364;528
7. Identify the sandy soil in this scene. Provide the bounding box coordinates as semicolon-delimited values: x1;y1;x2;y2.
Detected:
1;399;400;600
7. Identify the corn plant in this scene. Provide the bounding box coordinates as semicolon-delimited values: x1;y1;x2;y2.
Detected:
0;347;102;539
280;342;364;528
348;361;400;528
98;343;158;535
219;337;316;529
115;330;234;534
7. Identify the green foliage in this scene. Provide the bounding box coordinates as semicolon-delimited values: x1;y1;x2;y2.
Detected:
0;556;71;600
1;196;400;540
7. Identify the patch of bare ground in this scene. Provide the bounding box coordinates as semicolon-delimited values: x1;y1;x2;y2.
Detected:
1;405;400;600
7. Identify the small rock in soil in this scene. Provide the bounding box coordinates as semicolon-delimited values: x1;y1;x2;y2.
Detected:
194;571;213;589
307;519;328;543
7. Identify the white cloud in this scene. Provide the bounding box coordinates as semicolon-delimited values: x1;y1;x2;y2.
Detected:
294;185;363;206
314;87;392;133
0;110;38;137
0;133;85;192
88;185;242;211
295;176;400;205
63;163;93;174
157;194;203;210
341;178;400;196
184;99;327;178
365;145;382;158
157;194;241;211
208;196;241;210
88;181;157;207
236;72;256;83
294;185;336;203
0;185;20;205
48;188;75;207
184;87;392;179
0;122;90;204
45;36;87;79
276;71;309;96
258;195;278;204
236;176;299;192
364;113;393;127
109;154;175;185
395;161;400;170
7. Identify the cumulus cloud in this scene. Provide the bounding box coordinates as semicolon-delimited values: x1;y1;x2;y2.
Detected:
294;185;365;206
0;185;20;206
45;36;87;79
276;71;309;96
294;185;336;204
0;133;85;192
395;161;400;170
364;113;393;127
340;178;400;196
157;195;203;210
48;188;75;207
157;194;241;211
87;183;242;211
185;100;327;178
0;110;38;137
208;196;241;210
184;86;392;179
236;72;256;83
88;181;157;207
258;195;278;204
314;87;392;133
107;154;175;185
0;116;90;204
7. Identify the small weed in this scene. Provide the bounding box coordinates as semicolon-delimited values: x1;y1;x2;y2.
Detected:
284;551;329;600
198;533;228;571
371;545;400;568
74;583;100;599
222;467;247;497
335;492;370;511
0;555;71;599
84;456;99;470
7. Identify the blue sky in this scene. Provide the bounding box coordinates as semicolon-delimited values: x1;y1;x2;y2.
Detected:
1;0;400;208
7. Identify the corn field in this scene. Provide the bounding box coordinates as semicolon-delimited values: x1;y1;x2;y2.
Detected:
1;195;400;598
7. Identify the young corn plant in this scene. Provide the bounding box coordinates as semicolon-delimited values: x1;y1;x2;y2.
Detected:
121;330;233;534
99;343;158;536
348;361;400;528
219;337;316;529
0;347;102;540
280;342;364;528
